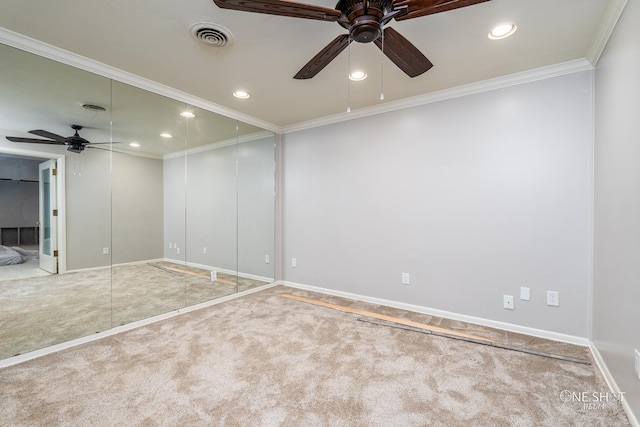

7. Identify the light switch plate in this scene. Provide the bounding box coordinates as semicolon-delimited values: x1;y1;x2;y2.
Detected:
520;287;530;301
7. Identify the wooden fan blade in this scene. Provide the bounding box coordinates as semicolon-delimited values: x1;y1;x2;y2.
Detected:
28;129;68;143
294;34;350;79
6;136;64;145
392;0;491;21
213;0;341;21
374;27;433;77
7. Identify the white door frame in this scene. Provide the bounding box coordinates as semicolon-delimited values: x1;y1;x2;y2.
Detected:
0;146;67;273
38;159;58;273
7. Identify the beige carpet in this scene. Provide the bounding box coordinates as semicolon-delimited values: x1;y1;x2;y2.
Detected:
0;262;267;360
0;258;51;281
0;285;631;426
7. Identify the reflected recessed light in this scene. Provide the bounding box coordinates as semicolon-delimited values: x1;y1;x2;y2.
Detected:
488;23;517;40
233;90;250;99
349;71;367;81
160;133;172;138
129;142;141;148
180;111;196;118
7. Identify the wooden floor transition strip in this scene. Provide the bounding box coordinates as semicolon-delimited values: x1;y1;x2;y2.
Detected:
149;263;237;285
280;293;494;342
281;294;590;365
357;317;590;365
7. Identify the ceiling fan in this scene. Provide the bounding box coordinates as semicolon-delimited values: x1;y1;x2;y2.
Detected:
213;0;491;79
5;124;114;154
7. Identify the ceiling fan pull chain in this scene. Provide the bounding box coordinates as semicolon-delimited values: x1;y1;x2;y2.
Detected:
380;25;385;101
347;36;351;113
73;156;82;176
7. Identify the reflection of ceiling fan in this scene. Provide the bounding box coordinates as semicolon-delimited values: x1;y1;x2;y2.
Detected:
5;124;114;154
213;0;491;79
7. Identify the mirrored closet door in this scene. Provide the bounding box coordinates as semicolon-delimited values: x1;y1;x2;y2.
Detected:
0;41;276;361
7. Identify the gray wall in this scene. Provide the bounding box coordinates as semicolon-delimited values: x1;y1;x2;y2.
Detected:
0;156;39;229
184;143;238;272
594;0;640;419
281;71;593;338
65;148;111;270
163;153;186;263
238;137;276;279
66;149;164;270
111;151;164;265
164;135;275;279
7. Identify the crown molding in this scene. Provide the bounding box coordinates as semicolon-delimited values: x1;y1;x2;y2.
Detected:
163;130;274;160
0;27;281;135
282;58;594;134
587;0;628;66
1;25;607;138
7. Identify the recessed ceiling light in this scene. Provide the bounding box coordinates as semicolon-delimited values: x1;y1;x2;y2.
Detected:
180;111;195;118
233;90;250;99
129;142;140;148
349;71;367;81
488;23;517;40
160;133;172;138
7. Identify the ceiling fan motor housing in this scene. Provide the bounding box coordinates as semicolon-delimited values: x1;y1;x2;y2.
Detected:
338;0;391;43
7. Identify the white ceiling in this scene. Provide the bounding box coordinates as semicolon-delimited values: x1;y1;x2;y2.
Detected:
0;0;625;132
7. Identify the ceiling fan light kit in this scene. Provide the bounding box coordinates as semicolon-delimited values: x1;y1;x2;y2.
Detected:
213;0;492;79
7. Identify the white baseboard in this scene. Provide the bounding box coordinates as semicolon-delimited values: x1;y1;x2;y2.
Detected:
67;258;274;283
163;258;274;283
278;280;591;346
65;258;166;274
64;264;111;274
590;344;640;427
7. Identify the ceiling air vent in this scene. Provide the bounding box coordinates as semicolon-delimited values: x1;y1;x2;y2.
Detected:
190;22;234;48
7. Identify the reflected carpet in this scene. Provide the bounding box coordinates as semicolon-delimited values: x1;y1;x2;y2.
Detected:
0;262;267;359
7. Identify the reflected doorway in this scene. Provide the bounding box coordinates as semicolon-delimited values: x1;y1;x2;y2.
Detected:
0;149;65;280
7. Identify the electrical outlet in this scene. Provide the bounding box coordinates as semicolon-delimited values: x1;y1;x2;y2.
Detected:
547;291;559;306
102;247;109;255
203;247;207;254
265;254;270;264
503;295;514;310
210;271;217;282
176;248;180;255
291;258;297;268
520;287;530;301
635;349;640;381
401;273;410;285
